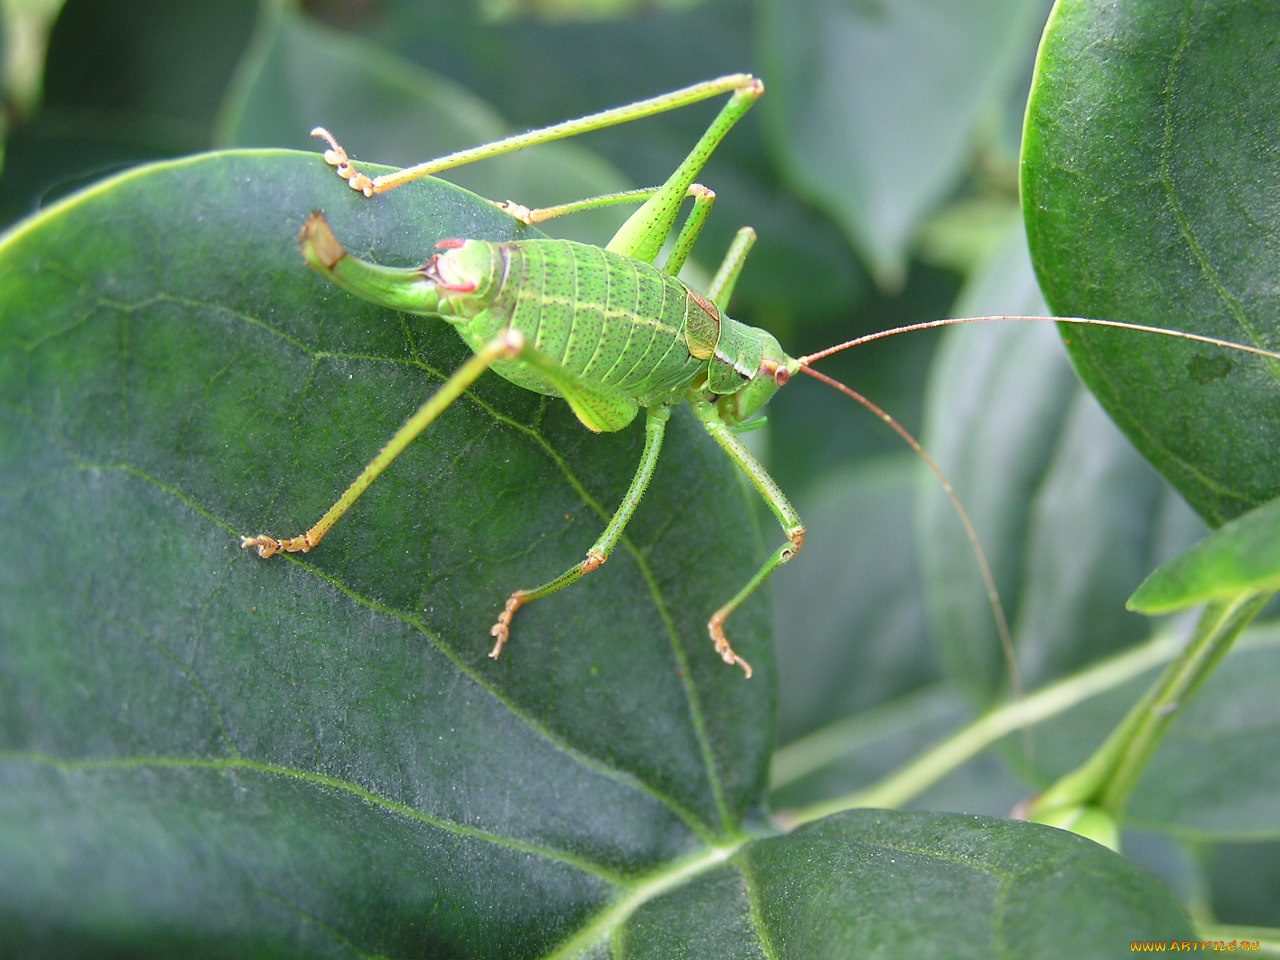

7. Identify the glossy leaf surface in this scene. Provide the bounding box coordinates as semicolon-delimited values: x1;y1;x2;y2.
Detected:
1023;0;1280;526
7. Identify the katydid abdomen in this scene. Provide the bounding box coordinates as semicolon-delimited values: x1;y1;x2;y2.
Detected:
442;238;727;417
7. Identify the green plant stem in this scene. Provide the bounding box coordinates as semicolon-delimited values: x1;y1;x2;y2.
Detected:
1027;590;1270;825
1192;924;1280;957
780;631;1183;826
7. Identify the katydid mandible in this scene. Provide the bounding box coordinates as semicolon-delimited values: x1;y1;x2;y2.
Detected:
240;74;1280;679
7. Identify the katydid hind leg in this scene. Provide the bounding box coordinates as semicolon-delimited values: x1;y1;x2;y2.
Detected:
241;330;526;559
606;77;763;265
312;74;761;215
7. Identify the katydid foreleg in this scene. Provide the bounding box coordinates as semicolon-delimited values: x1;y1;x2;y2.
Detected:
690;397;804;678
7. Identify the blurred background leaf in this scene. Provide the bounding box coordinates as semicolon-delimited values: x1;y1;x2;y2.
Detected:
758;0;1049;288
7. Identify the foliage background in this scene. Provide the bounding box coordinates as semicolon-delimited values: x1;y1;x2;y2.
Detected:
2;0;1278;955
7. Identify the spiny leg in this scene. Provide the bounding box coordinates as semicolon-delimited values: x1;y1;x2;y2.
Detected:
503;176;726;277
660;184;716;276
606;78;762;264
311;120;725;270
310;74;759;200
495;184;688;227
496;181;720;273
501;93;748;272
518;180;720;274
489;404;672;659
705;226;757;310
689;397;805;678
241;330;525;558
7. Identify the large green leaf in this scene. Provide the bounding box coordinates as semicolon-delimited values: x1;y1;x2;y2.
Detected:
0;150;772;953
629;811;1195;956
0;149;1199;954
1022;0;1280;526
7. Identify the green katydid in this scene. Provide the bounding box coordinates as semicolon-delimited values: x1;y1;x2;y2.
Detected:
241;74;1280;679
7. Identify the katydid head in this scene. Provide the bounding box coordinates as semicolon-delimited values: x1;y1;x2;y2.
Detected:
717;331;799;425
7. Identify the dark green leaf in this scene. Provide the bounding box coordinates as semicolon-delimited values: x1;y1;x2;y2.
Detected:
698;811;1190;957
0;150;773;955
1129;497;1280;614
0;148;1200;956
1022;0;1280;526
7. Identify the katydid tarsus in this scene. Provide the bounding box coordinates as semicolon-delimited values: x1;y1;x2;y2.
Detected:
241;74;1280;680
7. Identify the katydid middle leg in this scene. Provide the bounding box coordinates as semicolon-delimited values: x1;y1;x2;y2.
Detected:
488;404;672;659
667;221;797;677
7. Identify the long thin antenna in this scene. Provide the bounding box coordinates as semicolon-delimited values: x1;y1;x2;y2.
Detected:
794;312;1280;714
800;314;1280;367
796;364;1023;704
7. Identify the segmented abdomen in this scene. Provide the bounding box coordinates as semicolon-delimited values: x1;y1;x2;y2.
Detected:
472;239;707;405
